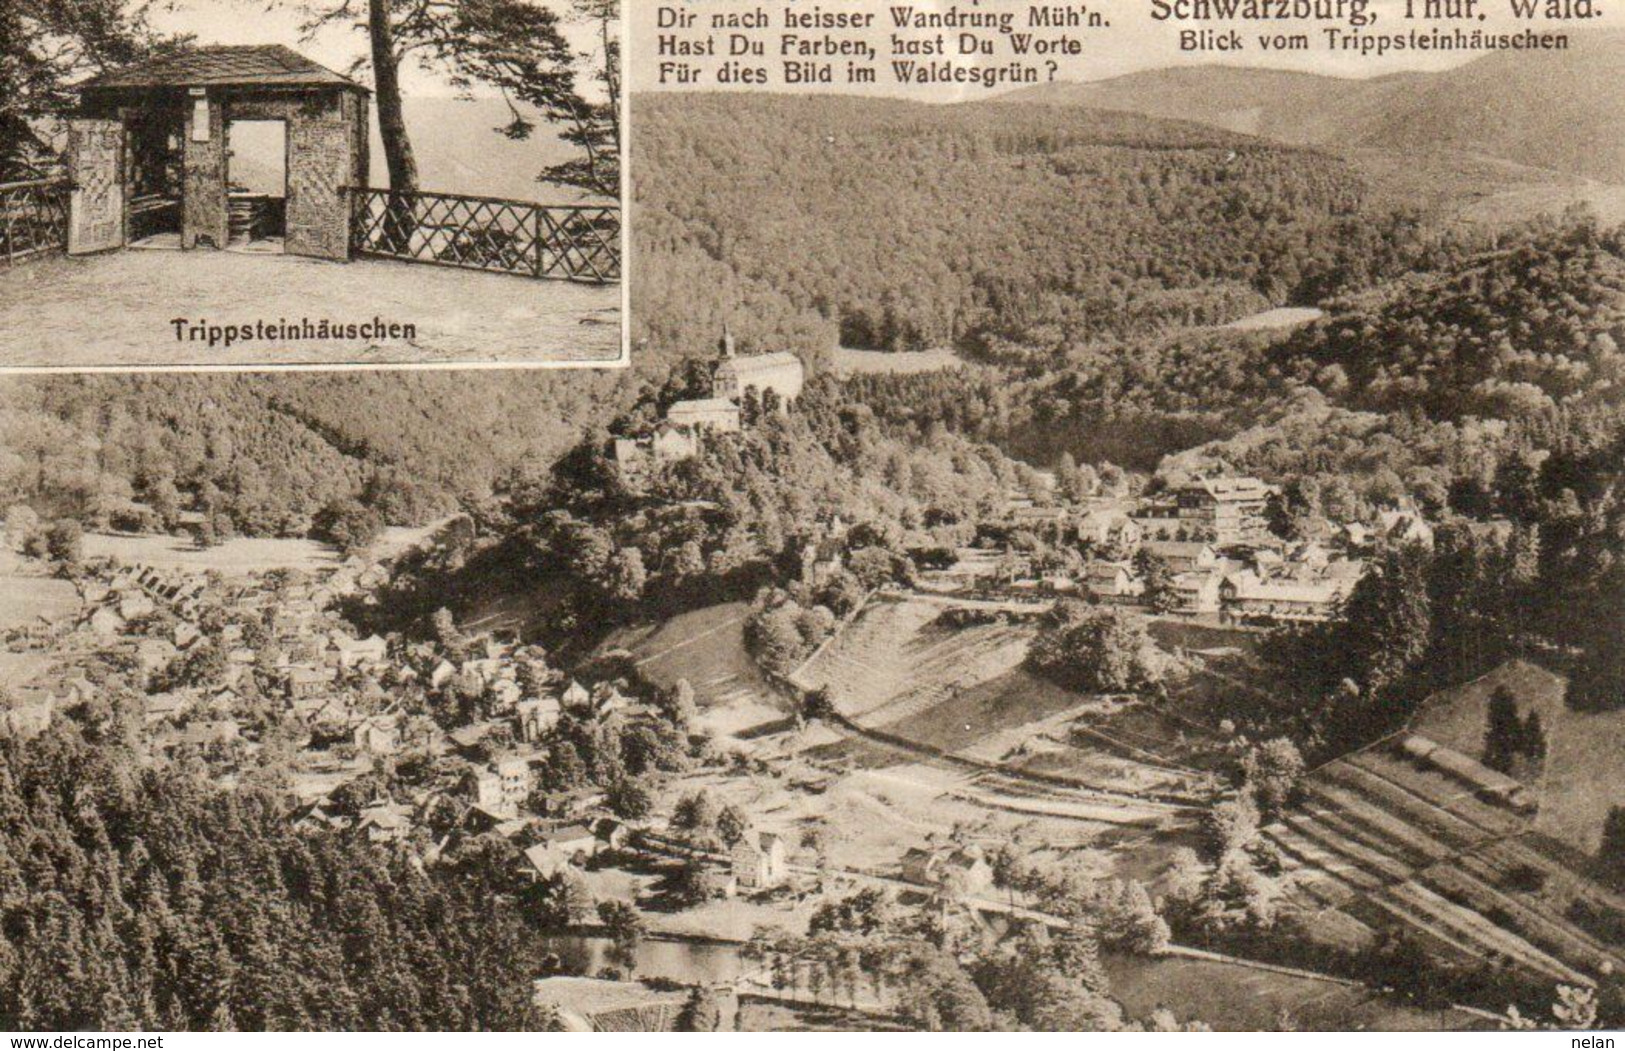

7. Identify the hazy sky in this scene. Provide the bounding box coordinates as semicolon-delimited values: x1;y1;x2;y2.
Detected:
147;0;602;98
628;0;1623;99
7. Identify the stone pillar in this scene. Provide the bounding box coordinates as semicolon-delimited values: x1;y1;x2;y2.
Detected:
285;90;359;261
181;90;228;250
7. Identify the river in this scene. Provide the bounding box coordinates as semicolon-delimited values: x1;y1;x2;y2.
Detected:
540;934;750;984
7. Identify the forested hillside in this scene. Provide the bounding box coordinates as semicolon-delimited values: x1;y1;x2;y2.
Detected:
848;216;1625;466
1268;220;1625;420
0;369;636;537
632;93;1437;360
373;372;1049;649
0;731;545;1030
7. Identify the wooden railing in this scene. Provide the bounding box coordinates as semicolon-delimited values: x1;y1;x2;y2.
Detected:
350;187;621;283
0;178;69;265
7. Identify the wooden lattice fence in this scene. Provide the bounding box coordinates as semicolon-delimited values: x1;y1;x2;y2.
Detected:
0;179;69;264
350;187;621;283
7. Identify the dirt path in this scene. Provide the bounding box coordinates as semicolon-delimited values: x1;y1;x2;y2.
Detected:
634;610;750;668
0;250;621;369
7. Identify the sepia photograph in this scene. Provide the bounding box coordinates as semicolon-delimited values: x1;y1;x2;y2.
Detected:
0;0;623;371
3;0;1625;1037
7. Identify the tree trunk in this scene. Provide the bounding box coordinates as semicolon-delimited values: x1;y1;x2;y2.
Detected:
368;0;418;193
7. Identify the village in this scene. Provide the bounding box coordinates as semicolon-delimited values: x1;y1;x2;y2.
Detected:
611;336;1432;630
0;342;1585;1034
0;533;1095;1029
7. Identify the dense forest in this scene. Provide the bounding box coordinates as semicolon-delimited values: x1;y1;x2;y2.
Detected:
632;94;1450;361
847;214;1625;471
1268;218;1625;420
0;369;636;538
0;730;545;1030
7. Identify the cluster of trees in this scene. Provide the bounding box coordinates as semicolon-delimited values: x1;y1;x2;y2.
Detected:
0;0;182;178
8;508;84;566
294;0;619;198
461;373;1037;652
0;730;549;1030
1026;601;1163;696
1267;215;1625;422
1259;544;1435;755
840;215;1621;490
2;0;618;196
743;593;837;679
746;866;1197;1032
523;677;698;822
0;370;631;543
632;93;1445;364
1483;685;1547;775
743;569;870;678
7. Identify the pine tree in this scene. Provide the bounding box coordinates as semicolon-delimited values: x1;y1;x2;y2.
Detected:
1600;808;1625;869
1483;685;1521;774
676;987;721;1031
1521;710;1547;763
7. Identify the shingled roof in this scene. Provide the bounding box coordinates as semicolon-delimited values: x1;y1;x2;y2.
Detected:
81;45;367;92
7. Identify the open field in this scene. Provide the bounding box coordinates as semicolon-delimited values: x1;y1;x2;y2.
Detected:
0;571;79;630
80;522;440;576
1453;181;1625;230
1103;952;1487;1032
605;602;784;738
1409;659;1625;853
774;592;1200;892
0;560;80;688
786;597;1202;802
735;999;907;1032
1265;731;1625;994
829;346;964;377
791;597;1033;734
1221;307;1325;332
0;250;621;369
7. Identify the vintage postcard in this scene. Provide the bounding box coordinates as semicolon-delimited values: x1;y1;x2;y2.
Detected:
4;0;1625;1037
0;0;623;371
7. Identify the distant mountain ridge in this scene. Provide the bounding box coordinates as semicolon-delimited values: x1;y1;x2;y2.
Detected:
230;96;593;204
1000;30;1625;185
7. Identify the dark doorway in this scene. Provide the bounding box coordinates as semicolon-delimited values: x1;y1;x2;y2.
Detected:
125;111;183;248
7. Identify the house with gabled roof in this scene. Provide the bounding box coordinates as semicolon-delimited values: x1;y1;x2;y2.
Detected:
516;696;562;742
730;829;788;890
901;843;993;898
353;714;400;757
561;680;592;709
74;45;370;260
1;690;56;740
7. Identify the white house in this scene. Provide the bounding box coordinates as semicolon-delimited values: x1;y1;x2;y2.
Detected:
730;829;789;890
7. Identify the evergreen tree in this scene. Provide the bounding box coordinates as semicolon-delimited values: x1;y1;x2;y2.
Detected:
1484;685;1522;774
1133;550;1178;615
1599;807;1625;870
676;986;721;1031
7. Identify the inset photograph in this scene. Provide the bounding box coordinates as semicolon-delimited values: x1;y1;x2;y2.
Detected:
0;0;622;371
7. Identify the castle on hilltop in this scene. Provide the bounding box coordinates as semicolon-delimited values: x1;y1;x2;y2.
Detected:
613;329;806;475
710;327;804;407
